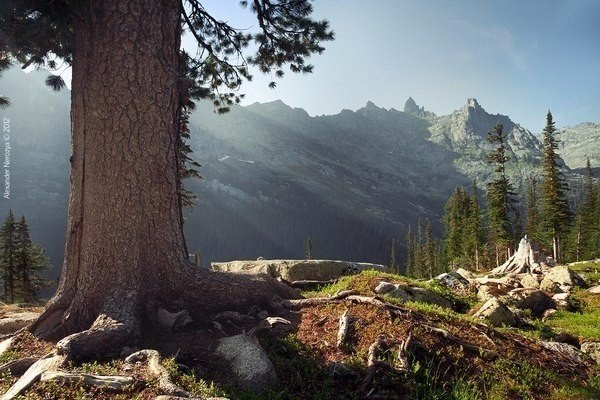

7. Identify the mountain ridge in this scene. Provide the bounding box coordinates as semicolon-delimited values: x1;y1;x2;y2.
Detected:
1;67;597;274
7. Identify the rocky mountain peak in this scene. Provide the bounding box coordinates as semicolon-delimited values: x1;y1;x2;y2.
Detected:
403;97;436;119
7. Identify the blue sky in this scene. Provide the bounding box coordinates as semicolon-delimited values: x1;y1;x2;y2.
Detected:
191;0;600;132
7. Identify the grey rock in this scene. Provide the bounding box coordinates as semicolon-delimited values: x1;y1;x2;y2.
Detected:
474;298;518;327
540;341;586;364
544;266;586;288
542;309;558;321
552;292;570;308
373;281;396;294
515;290;555;317
581;342;600;365
433;272;471;293
215;334;277;392
385;285;453;309
588;285;600;294
0;311;40;334
539;277;564;294
455;268;474;280
520;274;541;289
211;259;386;282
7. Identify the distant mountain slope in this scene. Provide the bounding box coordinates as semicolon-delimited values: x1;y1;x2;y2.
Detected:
557;122;600;169
1;67;596;273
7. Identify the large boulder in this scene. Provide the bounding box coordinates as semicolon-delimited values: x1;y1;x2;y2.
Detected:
214;334;278;392
541;266;586;291
211;259;386;282
474;298;518;327
433;272;472;294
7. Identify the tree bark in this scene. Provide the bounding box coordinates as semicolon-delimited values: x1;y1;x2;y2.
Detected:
28;0;297;355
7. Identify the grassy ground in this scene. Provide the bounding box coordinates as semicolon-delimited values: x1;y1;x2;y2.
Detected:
1;269;599;399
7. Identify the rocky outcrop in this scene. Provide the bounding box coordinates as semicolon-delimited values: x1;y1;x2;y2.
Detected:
211;260;387;282
541;266;586;291
473;298;518;327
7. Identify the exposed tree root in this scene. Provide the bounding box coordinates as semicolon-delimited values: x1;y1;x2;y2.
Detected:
420;324;497;359
287;290;359;307
247;317;291;336
56;314;135;361
360;335;396;394
0;357;38;376
336;309;350;348
0;353;65;400
125;349;189;397
39;370;135;391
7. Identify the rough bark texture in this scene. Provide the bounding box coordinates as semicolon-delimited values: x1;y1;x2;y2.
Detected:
28;0;298;356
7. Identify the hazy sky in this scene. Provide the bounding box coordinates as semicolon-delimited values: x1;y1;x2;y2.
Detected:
190;0;600;132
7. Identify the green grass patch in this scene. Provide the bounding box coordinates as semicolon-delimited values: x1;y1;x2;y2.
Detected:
568;260;600;285
546;288;600;340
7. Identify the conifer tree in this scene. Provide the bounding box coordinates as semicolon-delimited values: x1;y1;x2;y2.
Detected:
485;123;518;267
404;226;414;277
570;159;597;261
1;0;333;352
414;219;425;278
443;187;468;267
466;179;485;270
0;210;16;302
424;222;436;278
305;237;312;260
525;176;540;241
539;111;571;263
14;216;50;302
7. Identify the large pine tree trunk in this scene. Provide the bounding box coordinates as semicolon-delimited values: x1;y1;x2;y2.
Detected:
29;0;296;358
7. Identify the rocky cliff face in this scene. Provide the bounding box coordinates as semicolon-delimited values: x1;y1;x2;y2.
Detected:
557;122;600;170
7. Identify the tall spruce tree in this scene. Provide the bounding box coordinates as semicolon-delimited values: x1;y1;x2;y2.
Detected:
525;175;540;241
539;111;571;263
443;186;470;268
305;237;312;260
570;159;597;261
0;210;16;302
14;215;50;302
404;226;414;277
424;222;436;278
389;238;398;273
466;179;485;271
1;0;333;355
485;123;518;267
